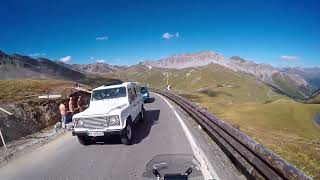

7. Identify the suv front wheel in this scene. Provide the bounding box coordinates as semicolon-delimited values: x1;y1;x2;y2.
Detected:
77;135;92;145
120;119;133;145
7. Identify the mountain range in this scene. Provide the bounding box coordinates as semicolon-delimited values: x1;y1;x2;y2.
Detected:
1;50;319;101
0;50;86;80
143;51;320;100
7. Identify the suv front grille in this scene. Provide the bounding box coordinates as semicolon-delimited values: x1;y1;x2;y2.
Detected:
82;117;108;129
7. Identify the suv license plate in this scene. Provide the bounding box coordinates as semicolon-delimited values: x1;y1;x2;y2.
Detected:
88;131;104;137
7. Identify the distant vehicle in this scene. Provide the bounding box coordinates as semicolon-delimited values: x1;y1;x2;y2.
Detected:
140;85;150;102
142;154;203;180
72;81;145;145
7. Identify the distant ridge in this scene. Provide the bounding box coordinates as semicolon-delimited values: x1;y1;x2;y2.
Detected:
0;51;86;80
143;51;320;100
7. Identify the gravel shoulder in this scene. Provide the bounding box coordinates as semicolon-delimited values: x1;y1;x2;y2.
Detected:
0;126;69;168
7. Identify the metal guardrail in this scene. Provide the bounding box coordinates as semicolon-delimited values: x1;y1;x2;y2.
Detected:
152;89;311;180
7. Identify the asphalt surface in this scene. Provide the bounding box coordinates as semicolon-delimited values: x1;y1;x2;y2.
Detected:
0;94;195;180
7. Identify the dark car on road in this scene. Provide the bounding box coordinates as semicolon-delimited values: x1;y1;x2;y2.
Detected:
140;86;150;102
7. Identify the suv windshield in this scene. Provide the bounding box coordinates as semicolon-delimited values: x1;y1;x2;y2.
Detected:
140;87;148;94
91;87;127;101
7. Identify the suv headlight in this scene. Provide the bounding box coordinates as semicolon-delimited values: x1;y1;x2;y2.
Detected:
74;118;84;127
107;115;120;126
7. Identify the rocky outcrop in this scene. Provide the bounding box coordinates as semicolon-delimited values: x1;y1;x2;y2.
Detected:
0;91;91;146
143;51;225;69
0;100;62;145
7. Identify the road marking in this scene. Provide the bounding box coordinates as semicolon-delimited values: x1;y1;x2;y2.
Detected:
0;107;13;115
154;93;219;180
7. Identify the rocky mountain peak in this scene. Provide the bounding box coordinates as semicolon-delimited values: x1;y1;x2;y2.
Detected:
143;51;225;69
230;56;246;63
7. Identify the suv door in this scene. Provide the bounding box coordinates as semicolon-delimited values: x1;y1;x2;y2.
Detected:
128;87;139;121
133;86;142;121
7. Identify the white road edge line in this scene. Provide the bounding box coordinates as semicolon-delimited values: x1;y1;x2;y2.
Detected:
153;93;219;180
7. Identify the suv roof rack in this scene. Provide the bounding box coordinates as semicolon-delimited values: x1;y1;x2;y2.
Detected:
104;80;123;86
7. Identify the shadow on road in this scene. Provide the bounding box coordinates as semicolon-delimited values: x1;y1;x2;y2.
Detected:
90;109;161;145
93;135;122;145
134;109;160;144
145;97;155;103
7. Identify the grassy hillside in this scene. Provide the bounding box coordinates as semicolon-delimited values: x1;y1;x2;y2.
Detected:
306;93;320;104
0;76;120;103
0;79;78;103
272;73;308;100
110;64;320;177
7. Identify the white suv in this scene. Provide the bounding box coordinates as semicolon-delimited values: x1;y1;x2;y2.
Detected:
72;81;145;145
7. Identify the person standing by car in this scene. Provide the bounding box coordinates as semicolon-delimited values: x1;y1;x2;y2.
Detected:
59;101;66;128
68;96;74;114
77;96;84;112
67;96;74;123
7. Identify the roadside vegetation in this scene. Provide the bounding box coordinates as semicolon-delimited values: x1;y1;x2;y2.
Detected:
0;77;113;103
0;79;76;103
111;64;320;177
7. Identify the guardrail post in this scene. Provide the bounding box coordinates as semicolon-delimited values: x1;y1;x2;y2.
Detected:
0;129;7;150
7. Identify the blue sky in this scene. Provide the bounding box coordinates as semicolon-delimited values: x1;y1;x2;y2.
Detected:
0;0;319;67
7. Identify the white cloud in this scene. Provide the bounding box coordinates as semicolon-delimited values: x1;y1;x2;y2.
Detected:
281;55;299;61
96;36;109;40
90;56;95;60
29;53;46;57
59;56;72;63
162;32;180;40
96;59;106;63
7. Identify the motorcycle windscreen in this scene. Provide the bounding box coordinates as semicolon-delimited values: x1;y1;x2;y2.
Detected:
141;154;204;180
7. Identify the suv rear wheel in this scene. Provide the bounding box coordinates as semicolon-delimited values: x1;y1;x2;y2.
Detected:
121;118;134;145
77;136;92;145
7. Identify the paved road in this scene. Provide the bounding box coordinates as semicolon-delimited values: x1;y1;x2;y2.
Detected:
0;94;194;180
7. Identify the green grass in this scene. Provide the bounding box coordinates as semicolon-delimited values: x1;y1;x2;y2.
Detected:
110;64;320;177
184;93;320;176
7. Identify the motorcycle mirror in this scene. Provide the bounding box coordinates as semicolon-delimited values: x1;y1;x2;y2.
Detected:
184;167;192;176
153;168;161;178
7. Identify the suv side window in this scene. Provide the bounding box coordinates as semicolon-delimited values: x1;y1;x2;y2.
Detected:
133;87;138;97
136;86;140;95
128;87;135;101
